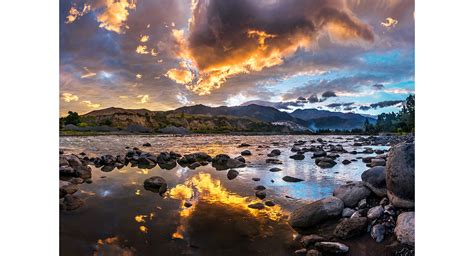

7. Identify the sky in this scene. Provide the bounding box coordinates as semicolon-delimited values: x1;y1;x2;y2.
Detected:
60;0;414;116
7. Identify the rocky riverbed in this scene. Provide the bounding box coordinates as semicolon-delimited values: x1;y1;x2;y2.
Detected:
60;134;414;255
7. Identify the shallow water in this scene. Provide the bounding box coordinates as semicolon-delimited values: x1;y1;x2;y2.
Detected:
60;135;390;255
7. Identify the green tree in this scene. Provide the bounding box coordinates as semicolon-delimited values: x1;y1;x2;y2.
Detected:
64;111;81;125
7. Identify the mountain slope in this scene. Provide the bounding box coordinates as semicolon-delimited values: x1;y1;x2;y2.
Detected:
291;108;376;130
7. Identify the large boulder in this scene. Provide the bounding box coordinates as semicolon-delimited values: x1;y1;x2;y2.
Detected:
314;242;349;254
361;166;387;197
395;212;415;246
333;217;368;239
333;182;371;207
386;143;415;208
289;197;344;229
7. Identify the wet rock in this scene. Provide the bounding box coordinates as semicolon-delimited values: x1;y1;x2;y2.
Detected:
269;167;282;172
234;156;246;163
142;142;152;147
294;248;307;255
264;201;275;207
395;212;415;246
59;156;69;167
333;217;368;239
74;165;92;179
226;158;246;168
67;155;82;167
361;166;387;197
238;143;251;147
291;146;302;152
60;184;78;196
358;198;367;209
300;234;325;247
312;150;327;158
315;157;337;168
314;242;349;254
290;154;305;160
60;166;75;176
289;196;344;229
69;177;84;184
371;158;386;167
342;208;356;218
367;206;384;219
255;191;266;199
342;159;352;165
307;249;322;256
248;202;265;210
379;197;389;206
386;143;415;208
282;176;304;182
371;224;385;242
143;176;167;195
252;177;260;181
227;169;239;180
241;150;252;156
101;165;115;172
188;162;201;169
61;195;84;211
254;185;266;191
333;181;371;208
269;149;281;156
266;158;283;164
137;157;155;168
362;156;374;163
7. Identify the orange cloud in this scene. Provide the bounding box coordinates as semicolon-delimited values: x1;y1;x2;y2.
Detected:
165;68;194;85
135;45;149;54
82;100;101;108
65;3;91;24
96;0;137;33
62;93;79;102
381;17;398;29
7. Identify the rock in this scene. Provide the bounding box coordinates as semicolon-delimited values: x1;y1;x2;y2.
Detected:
314;242;349;254
362;157;374;163
367;206;384;219
371;158;386;167
270;149;281;156
66;155;82;167
300;234;325;247
290;154;305;160
269;167;282;172
315;157;337;168
188;162;201;169
255;191;266;199
342;208;356;218
241;150;252;156
289;196;344;229
266;158;283;164
358;198;367;209
61;195;84;211
101;165;115;172
252;178;260;181
306;249;322;256
379;197;389;206
312;150;327;158
69;177;84;184
142;142;152;147
227;158;246;168
386;143;415;208
395;212;415;246
254;185;266;191
227;169;239;180
238;143;251;147
291;146;301;152
74;165;92;179
143;176;167;195
234;156;246;163
212;154;231;170
371;224;385;242
264;201;275;207
361;166;387;197
60;166;75;176
333;182;371;207
294;248;307;255
342;159;351;165
282;176;304;182
333;217;368;239
248;203;265;210
60;184;78;195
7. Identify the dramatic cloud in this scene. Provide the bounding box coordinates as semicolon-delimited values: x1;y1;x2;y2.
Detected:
65;3;91;24
80;67;97;78
373;83;384;90
137;94;150;104
96;0;137;33
381;17;398;29
82;100;101;108
322;91;337;98
167;0;375;95
326;102;354;108
62;93;79;102
241;100;304;110
308;95;319;103
369;100;403;109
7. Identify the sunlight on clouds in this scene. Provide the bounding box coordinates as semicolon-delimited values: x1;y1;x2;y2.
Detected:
136;45;150;54
381;17;398;29
136;73;142;79
62;93;79;102
65;3;91;24
82;100;101;108
119;95;129;99
384;88;413;94
165;68;194;85
150;48;158;56
137;95;150;104
81;67;97;78
96;0;137;33
139;35;149;42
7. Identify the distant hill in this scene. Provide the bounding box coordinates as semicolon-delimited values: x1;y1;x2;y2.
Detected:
290;108;376;130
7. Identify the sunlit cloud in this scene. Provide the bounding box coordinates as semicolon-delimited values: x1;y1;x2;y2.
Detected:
80;67;96;78
135;45;149;54
137;94;150;104
119;95;129;99
96;0;137;33
82;100;101;108
136;73;142;79
165;68;193;85
65;3;91;24
381;17;398;29
176;93;192;105
139;35;149;42
62;93;79;102
384;88;413;94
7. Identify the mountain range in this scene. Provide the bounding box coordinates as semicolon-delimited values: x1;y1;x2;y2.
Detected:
62;103;376;133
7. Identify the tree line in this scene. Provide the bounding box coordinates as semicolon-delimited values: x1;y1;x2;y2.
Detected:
364;94;415;134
